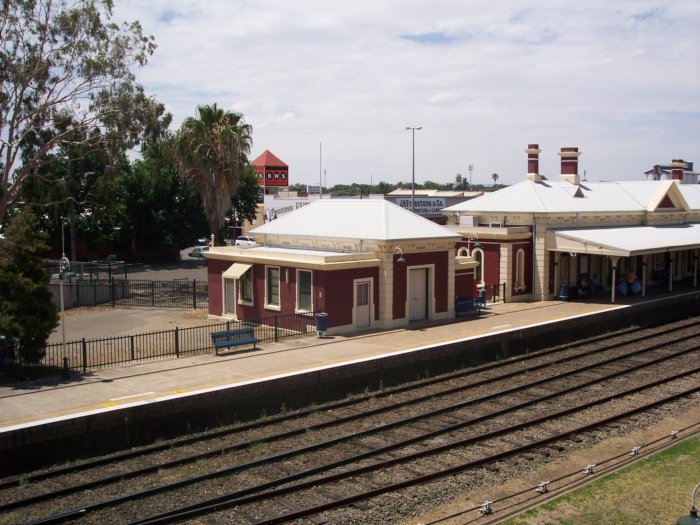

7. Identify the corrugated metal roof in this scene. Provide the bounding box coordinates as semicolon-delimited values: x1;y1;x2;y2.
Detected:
250;149;287;167
251;199;460;241
443;180;700;214
549;224;700;257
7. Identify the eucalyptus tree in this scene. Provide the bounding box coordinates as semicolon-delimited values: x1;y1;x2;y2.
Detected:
0;0;165;226
173;104;253;241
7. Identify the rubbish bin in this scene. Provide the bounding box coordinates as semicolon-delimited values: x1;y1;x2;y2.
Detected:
315;312;328;337
477;288;487;305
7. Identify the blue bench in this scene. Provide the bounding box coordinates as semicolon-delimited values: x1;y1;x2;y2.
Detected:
210;327;259;355
455;297;486;316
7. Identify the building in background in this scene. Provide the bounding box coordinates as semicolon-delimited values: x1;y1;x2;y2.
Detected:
443;145;700;304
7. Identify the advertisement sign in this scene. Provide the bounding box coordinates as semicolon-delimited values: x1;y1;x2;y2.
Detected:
396;197;446;215
255;168;289;187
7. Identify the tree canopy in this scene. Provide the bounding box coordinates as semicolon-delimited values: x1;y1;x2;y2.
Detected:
173;104;253;239
0;0;165;226
0;209;58;364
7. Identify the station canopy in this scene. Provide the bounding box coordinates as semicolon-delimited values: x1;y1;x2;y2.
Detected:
547;224;700;257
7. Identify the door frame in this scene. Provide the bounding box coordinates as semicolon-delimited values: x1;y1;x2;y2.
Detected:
406;265;434;321
352;278;374;330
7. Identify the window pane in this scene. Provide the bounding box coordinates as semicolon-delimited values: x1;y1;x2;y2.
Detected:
225;278;236;314
267;267;280;306
358;282;369;306
298;270;312;311
240;270;253;302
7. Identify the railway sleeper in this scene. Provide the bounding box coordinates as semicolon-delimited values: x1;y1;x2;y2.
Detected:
276;497;328;524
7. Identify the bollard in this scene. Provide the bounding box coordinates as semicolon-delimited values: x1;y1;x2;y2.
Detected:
62;357;69;379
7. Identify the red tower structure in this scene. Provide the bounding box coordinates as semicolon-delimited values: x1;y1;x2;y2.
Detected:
250;150;289;190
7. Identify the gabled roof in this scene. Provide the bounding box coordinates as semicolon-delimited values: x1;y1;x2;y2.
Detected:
250;149;287;168
251;199;460;241
442;180;700;214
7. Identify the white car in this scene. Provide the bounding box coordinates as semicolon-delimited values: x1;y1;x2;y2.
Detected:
234;236;257;246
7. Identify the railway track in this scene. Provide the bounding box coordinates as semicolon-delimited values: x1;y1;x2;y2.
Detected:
2;317;699;524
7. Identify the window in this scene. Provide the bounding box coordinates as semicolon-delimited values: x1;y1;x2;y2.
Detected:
224;278;236;314
473;248;484;284
239;268;253;303
297;269;312;312
515;249;525;291
266;266;280;307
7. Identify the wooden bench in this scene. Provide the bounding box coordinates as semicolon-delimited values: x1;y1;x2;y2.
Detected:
455;297;486;316
210;327;259;355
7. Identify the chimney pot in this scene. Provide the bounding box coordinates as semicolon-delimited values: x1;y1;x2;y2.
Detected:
526;144;542;182
671;159;685;182
559;147;581;184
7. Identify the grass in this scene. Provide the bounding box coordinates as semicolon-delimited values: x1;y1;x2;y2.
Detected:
501;436;700;525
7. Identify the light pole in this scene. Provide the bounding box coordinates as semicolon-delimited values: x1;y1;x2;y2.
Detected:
406;126;422;212
59;219;70;364
468;164;474;191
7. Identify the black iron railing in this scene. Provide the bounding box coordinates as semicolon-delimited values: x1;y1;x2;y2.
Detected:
4;312;316;380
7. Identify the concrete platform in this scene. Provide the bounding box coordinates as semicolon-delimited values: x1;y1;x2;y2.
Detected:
0;299;626;430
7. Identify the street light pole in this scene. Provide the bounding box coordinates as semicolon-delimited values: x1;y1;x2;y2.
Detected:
406;126;422;212
59;219;70;365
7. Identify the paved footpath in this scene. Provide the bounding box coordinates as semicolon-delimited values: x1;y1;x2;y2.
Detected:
0;300;625;431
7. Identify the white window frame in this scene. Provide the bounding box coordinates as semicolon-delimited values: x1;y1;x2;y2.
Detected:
265;265;281;310
296;269;313;313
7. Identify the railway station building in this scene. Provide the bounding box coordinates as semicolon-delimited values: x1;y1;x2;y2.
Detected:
442;146;700;304
205;200;468;334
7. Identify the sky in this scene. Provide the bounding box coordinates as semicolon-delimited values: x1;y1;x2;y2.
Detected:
113;0;700;188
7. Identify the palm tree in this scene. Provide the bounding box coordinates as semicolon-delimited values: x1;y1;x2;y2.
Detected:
173;104;253;241
491;172;499;185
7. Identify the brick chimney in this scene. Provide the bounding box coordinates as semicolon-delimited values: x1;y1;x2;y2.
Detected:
671;159;685;182
526;144;542;182
559;147;581;184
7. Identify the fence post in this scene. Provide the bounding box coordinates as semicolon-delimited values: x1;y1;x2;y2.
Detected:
151;281;155;307
110;277;115;307
81;338;87;373
226;320;230;331
192;279;197;309
93;280;97;306
130;335;135;361
274;315;279;342
502;282;506;303
175;327;180;358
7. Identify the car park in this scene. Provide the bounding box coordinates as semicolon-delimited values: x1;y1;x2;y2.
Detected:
234;236;257;246
188;246;209;258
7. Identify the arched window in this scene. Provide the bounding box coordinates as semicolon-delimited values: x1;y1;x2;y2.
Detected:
515;249;525;291
457;246;469;257
473;248;484;284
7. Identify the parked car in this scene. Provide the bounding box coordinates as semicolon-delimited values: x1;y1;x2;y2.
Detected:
188;246;209;258
234;236;257;246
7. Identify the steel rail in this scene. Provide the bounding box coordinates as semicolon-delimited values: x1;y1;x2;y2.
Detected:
13;342;700;522
1;320;686;491
149;380;700;525
7;323;694;511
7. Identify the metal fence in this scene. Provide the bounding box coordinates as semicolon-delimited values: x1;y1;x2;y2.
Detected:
49;278;209;310
7;312;316;380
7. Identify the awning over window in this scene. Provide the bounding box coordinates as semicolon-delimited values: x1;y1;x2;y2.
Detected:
223;263;252;280
547;224;700;257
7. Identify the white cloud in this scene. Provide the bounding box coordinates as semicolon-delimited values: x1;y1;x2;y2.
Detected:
113;0;700;187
